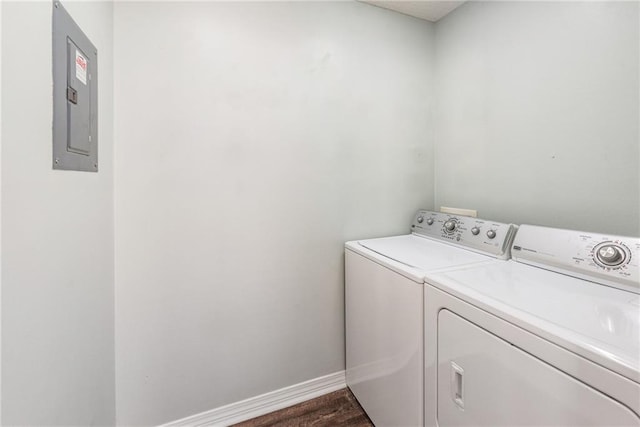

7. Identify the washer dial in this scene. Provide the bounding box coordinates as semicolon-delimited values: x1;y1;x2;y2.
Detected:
593;241;629;269
443;220;457;233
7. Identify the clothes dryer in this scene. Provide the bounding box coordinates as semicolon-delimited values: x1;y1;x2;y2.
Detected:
345;210;517;426
424;225;640;426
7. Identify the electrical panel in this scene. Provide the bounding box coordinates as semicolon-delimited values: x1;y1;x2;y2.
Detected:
52;1;98;172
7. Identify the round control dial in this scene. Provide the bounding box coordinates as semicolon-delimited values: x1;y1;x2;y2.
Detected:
486;230;496;239
444;220;457;233
594;242;628;268
426;218;434;225
417;216;424;223
471;227;480;236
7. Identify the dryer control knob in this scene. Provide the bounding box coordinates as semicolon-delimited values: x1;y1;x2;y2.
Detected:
596;244;625;266
486;229;497;239
471;227;480;235
417;216;424;223
444;220;456;232
426;218;434;225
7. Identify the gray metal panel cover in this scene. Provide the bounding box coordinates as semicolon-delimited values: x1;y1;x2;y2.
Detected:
52;1;98;172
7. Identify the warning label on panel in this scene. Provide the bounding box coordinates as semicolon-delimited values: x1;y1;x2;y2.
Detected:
75;50;87;85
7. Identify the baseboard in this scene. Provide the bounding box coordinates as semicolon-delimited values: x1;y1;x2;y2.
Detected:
160;371;346;427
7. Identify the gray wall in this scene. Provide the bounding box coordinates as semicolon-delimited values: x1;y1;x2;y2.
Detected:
113;2;434;425
434;1;640;236
1;1;115;424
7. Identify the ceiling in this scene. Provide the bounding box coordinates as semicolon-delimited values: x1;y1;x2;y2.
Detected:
359;1;467;22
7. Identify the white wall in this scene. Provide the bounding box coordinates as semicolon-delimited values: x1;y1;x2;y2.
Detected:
4;2;634;425
0;2;3;422
113;2;434;424
1;1;115;424
434;1;640;236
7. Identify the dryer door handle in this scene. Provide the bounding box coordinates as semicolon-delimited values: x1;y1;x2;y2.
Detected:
450;361;465;410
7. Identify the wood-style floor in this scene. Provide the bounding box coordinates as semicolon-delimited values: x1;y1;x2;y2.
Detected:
232;388;374;427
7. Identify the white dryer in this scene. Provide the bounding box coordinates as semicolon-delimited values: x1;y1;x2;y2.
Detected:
345;210;517;426
424;224;640;426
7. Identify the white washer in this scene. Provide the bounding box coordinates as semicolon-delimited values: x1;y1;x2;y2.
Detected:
345;210;517;426
424;224;640;426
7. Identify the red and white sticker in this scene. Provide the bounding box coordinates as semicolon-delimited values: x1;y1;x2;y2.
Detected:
75;49;87;85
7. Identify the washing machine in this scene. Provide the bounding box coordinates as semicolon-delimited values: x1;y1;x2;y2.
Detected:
424;224;640;426
345;210;517;426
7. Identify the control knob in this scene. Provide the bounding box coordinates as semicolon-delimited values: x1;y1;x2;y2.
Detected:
486;230;496;239
596;244;626;267
444;220;457;232
417;216;424;223
471;227;480;236
426;218;434;225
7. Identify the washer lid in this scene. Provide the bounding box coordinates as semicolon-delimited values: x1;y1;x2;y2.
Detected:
428;261;640;383
349;234;495;273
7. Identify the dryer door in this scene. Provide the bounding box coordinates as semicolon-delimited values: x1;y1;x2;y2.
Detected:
437;309;640;426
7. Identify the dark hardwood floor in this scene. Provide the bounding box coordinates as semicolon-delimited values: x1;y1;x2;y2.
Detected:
232;388;374;427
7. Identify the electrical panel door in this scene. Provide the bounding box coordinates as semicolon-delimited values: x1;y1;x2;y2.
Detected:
53;1;98;172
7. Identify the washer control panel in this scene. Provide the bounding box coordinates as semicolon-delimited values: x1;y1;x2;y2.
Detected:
411;210;517;259
512;225;640;294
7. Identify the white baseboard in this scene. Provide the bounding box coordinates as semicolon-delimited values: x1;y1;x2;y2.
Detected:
160;371;346;427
